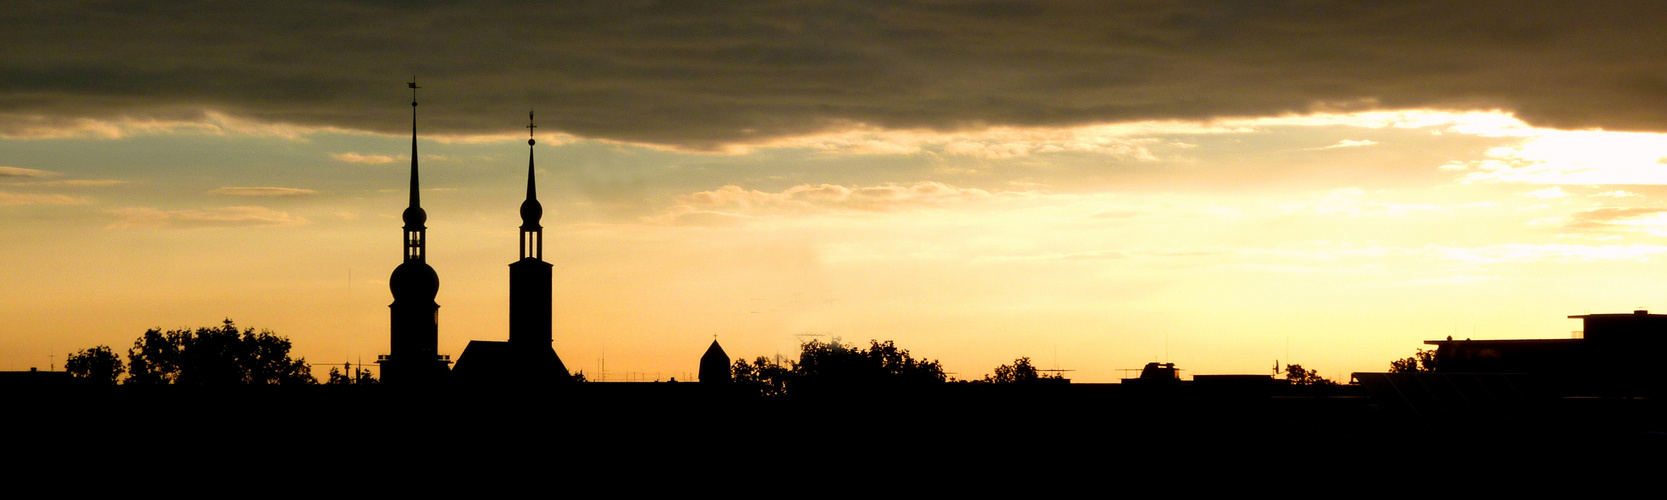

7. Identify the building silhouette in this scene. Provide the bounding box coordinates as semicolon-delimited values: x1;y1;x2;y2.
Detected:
370;86;737;386
1425;309;1667;394
453;111;572;385
381;80;449;385
699;339;729;383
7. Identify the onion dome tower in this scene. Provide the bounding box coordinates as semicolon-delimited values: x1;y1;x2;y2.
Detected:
384;80;447;385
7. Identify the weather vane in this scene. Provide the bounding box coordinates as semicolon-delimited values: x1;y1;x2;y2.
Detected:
527;110;537;145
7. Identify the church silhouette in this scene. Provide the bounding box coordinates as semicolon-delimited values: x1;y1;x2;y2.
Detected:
451;109;573;385
377;82;721;386
380;80;449;385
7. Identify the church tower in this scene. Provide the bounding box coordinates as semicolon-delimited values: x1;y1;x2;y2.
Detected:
509;111;554;350
507;110;571;381
385;80;446;385
454;111;571;385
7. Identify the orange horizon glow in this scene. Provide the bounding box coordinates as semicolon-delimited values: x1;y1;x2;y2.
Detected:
6;109;1667;383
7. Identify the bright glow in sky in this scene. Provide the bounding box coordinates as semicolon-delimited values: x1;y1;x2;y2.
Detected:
7;108;1667;383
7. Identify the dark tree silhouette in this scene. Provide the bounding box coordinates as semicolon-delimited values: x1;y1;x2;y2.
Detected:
125;319;314;386
794;339;947;386
1282;363;1335;386
65;345;124;385
728;338;948;396
983;356;1062;384
731;356;791;397
1388;348;1439;373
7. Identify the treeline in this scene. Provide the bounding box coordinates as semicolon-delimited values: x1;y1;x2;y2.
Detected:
64;321;1440;389
63;319;369;386
729;338;1063;397
729;338;1440;396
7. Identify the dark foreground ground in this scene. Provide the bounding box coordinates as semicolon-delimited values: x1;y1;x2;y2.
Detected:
8;379;1666;490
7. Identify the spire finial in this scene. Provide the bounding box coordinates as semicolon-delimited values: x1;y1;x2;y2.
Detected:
518;109;544;259
407;78;420;209
525;109;538;201
519;109;543;232
402;79;427;232
527;109;537;145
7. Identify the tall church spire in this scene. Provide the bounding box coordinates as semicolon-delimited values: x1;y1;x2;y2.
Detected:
519;110;542;260
402;79;427;263
386;78;444;385
452;109;569;384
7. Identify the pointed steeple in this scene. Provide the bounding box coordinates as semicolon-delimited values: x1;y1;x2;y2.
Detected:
525;110;538;201
409;81;421;209
401;79;428;263
700;338;731;383
505;108;562;376
387;79;444;386
519;110;543;260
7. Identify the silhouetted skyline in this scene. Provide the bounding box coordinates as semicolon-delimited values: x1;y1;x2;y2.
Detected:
452;109;571;384
10;3;1667;382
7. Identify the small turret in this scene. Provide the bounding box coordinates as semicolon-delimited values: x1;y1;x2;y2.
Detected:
700;339;731;383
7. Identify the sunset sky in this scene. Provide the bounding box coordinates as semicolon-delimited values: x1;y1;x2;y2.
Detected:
9;2;1667;382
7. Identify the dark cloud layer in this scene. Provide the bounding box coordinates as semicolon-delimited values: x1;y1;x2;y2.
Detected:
7;1;1667;148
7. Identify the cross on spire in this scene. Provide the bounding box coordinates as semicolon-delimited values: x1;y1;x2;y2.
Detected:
519;108;544;259
402;78;427;262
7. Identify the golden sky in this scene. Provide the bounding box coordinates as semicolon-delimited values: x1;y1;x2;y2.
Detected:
7;2;1667;382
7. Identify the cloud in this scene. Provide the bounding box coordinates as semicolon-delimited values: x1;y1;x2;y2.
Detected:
649;181;1025;224
0;110;354;141
1454;129;1667;185
7;2;1667;149
0;192;84;206
1280;188;1448;216
748;122;1173;158
1561;207;1667;232
0;168;123;187
108;206;308;229
689;182;1002;210
208;186;318;197
4;179;125;187
1594;190;1640;198
1312;139;1379;150
1433;243;1667;264
333;153;402;164
650;208;754;227
0;166;56;178
1247;242;1667;265
1406;275;1503;286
